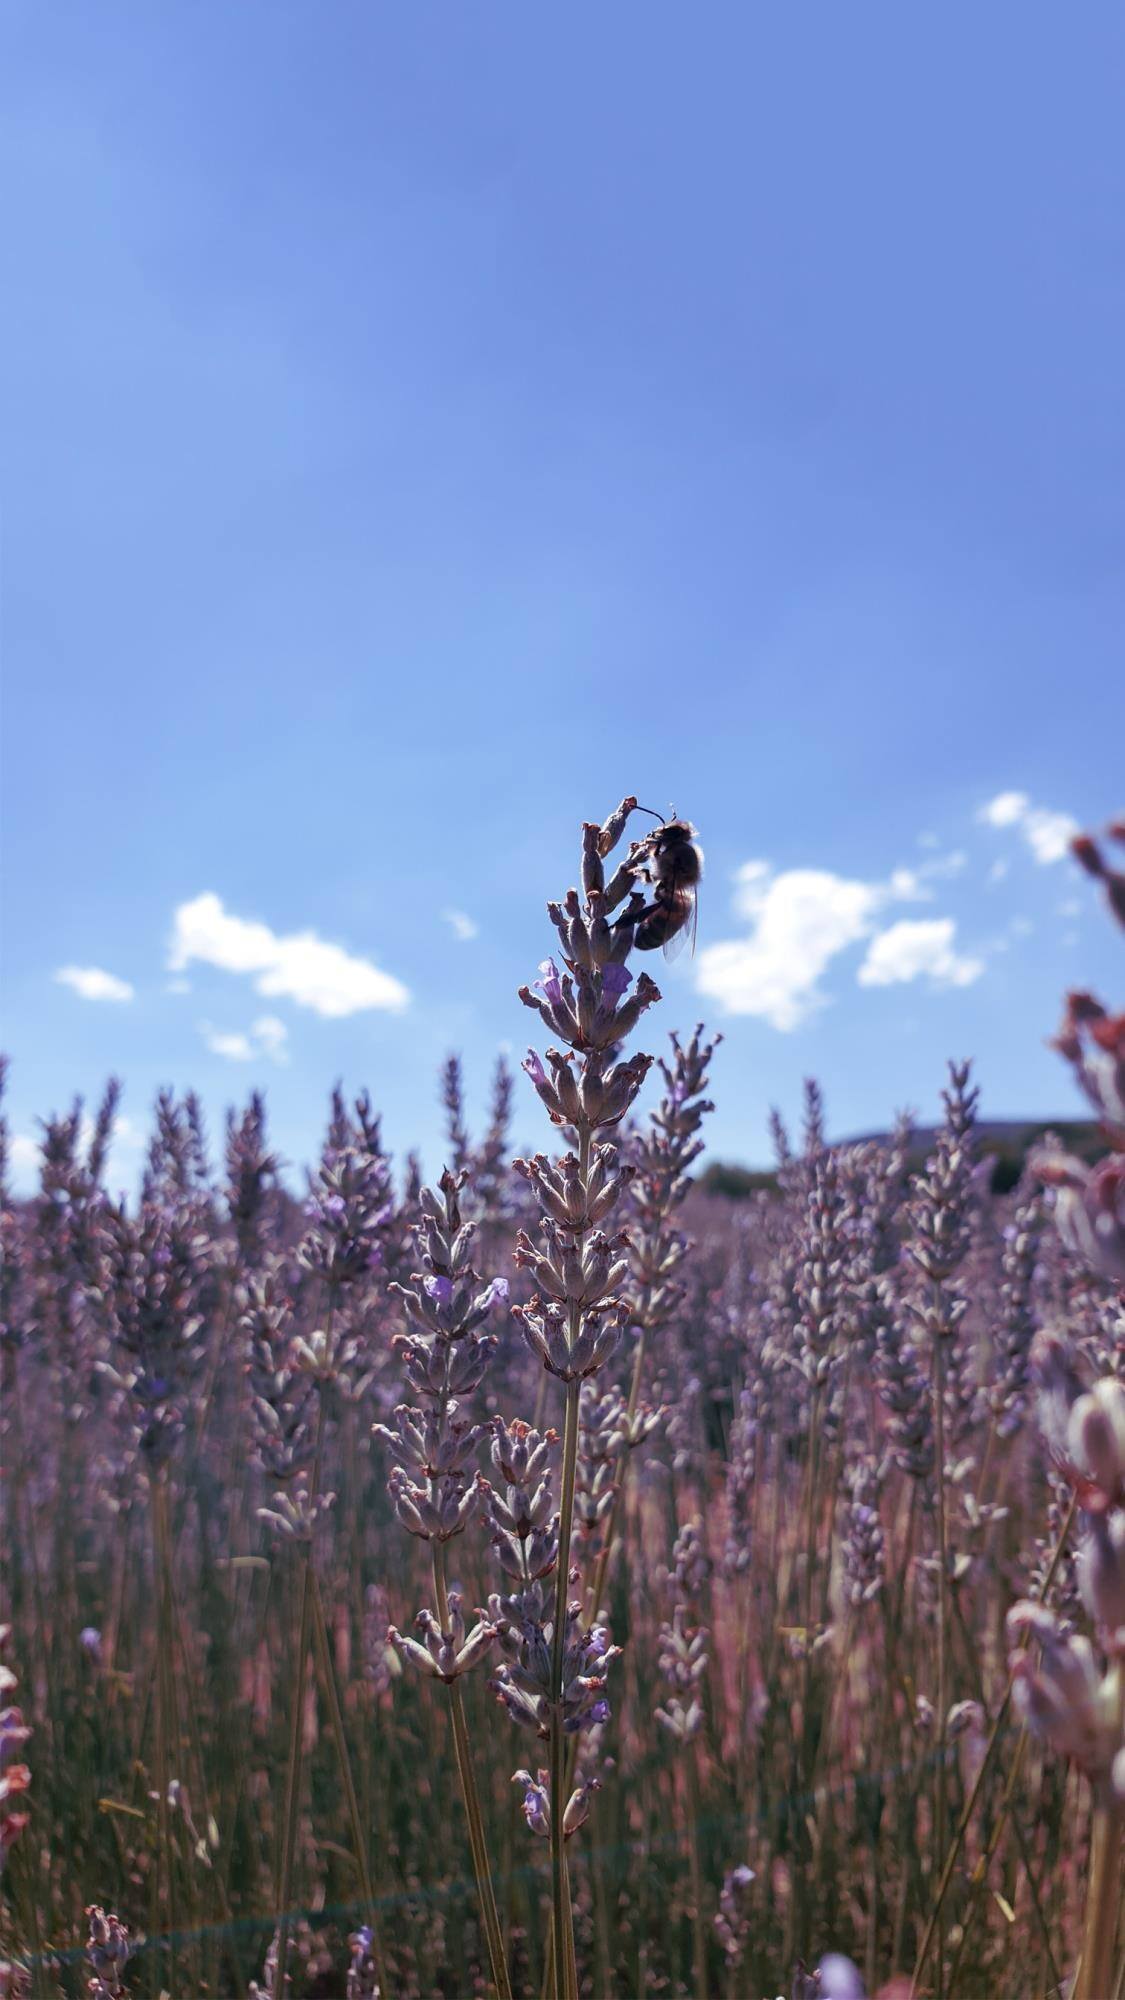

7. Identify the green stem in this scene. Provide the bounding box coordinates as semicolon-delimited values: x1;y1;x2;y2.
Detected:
944;1584;1060;1996
585;1282;650;1627
792;1378;823;1963
686;1756;708;2000
273;1545;314;2000
1074;1801;1124;2000
931;1333;948;2000
431;1544;513;2000
545;1112;592;2000
550;1375;582;2000
310;1570;393;2000
152;1474;178;1999
274;1293;335;1999
909;1490;1078;1998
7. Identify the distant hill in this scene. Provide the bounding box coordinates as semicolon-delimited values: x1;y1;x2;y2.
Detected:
697;1117;1106;1200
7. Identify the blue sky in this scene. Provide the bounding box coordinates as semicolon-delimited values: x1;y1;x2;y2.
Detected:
3;4;1123;1194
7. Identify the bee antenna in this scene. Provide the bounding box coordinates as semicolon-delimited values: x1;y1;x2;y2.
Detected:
633;803;666;823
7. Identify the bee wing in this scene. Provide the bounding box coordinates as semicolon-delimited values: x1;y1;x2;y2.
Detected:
662;886;698;962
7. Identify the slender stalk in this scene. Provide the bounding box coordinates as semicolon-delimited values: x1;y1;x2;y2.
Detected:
910;1491;1078;1997
545;1110;592;2000
273;1296;334;1999
1112;1916;1125;2000
1074;1802;1124;2000
788;1377;824;1966
585;1293;649;1624
273;1543;314;2000
945;1584;1060;1995
931;1332;949;2000
309;1568;393;2000
421;1284;514;2000
550;1374;582;2000
686;1756;708;2000
431;1543;513;2000
151;1473;178;1999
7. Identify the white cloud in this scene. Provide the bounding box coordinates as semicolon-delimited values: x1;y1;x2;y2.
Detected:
170;892;409;1017
924;848;968;880
696;863;886;1029
200;1014;290;1066
442;909;480;943
987;859;1009;886
166;977;191;995
9;1132;41;1179
697;857;983;1029
202;1025;255;1061
888;851;967;904
978;791;1029;830
55;965;135;1003
1023;808;1079;865
251;1015;290;1065
858;919;983;990
977;791;1078;865
890;868;927;901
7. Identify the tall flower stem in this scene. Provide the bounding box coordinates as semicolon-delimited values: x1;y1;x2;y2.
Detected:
309;1569;393;2000
585;1292;649;1624
512;800;667;1999
910;1490;1078;1997
931;1329;948;2000
549;1112;594;2000
585;1028;718;1628
379;1167;513;1997
1075;1801;1124;2000
431;1543;513;2000
273;1541;314;2000
273;1297;333;2000
151;1472;177;1999
686;1755;708;2000
550;1374;583;2000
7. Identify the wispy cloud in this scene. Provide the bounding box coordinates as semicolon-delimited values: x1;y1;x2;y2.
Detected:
170;892;409;1017
251;1015;290;1065
922;849;968;881
695;859;979;1029
202;1025;255;1061
857;919;982;990
888;852;968;903
200;1014;291;1065
55;964;135;1003
977;791;1078;864
442;909;479;943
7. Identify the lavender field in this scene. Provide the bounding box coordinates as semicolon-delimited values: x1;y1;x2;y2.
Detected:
2;802;1123;2000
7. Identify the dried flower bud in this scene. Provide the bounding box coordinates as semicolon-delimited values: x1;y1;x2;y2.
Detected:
1068;1379;1125;1509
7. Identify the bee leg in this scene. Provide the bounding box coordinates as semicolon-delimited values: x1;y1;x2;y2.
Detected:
611;891;652;933
614;896;664;931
